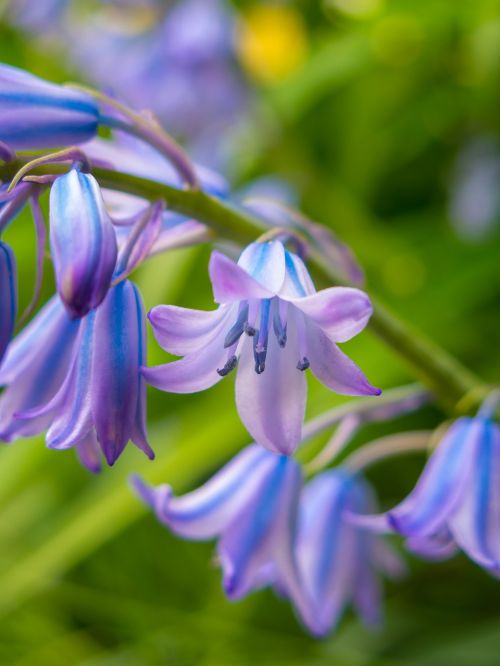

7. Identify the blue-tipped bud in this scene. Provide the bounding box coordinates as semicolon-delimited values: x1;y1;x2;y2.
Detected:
0;241;17;364
49;168;118;318
0;64;99;150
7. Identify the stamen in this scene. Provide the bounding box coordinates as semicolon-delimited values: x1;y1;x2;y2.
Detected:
296;311;309;371
224;303;249;348
217;355;238;377
273;299;288;348
254;299;271;374
245;299;259;336
297;357;310;371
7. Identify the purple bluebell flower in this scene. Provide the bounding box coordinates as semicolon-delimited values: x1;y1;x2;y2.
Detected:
17;280;153;468
143;240;379;455
133;444;312;624
296;470;404;636
0;242;16;364
0;296;79;441
354;416;500;571
49;168;118;318
0;64;99;150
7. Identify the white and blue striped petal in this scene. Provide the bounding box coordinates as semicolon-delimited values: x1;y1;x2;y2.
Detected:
50;169;118;318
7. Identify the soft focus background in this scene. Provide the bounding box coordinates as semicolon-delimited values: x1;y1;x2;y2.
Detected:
0;0;500;664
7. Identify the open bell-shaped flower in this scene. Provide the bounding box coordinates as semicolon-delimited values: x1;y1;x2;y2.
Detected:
16;280;153;469
296;470;405;637
0;295;79;442
133;444;312;625
0;241;16;365
352;414;500;572
143;240;380;455
0;64;100;150
50;168;118;318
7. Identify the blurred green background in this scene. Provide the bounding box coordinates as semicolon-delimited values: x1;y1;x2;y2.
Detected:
0;0;500;664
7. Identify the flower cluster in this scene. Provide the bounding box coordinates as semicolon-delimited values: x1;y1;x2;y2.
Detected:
133;450;403;636
0;63;497;638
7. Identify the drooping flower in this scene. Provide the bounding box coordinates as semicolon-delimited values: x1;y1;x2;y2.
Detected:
0;241;16;364
0;296;79;441
353;415;500;572
133;444;312;625
17;280;153;468
49;168;118;318
143;240;379;455
296;470;404;637
0;64;100;150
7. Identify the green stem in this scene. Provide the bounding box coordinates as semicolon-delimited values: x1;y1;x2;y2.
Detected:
0;159;488;411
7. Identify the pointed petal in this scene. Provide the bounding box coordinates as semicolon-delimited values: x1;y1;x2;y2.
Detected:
289;287;373;343
130;285;154;461
134;445;271;539
307;323;381;396
44;315;94;449
235;314;306;455
296;472;360;636
387;418;480;538
148;303;231;356
448;419;500;569
142;318;228;394
218;454;304;602
91;281;143;465
237;241;286;293
0;297;78;441
209;251;275;303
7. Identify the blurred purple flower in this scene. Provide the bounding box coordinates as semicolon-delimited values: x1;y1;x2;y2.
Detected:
70;0;246;164
17;280;153;469
0;64;99;150
0;296;79;442
143;240;379;455
297;470;404;636
449;137;500;242
133;444;312;624
7;0;69;32
50;168;118;318
0;242;17;365
354;416;500;572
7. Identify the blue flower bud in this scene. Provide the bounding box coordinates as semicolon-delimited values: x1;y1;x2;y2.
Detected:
0;64;99;150
49;168;118;318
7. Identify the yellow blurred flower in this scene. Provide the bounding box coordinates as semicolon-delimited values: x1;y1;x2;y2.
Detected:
237;5;308;84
